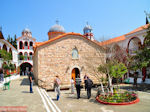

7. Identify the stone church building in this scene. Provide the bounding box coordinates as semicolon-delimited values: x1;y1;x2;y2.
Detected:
33;23;105;90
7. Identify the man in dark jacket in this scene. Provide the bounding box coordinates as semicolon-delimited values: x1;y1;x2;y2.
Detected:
85;77;93;99
75;74;82;99
28;67;34;93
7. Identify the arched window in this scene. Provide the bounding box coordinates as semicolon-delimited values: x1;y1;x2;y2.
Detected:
24;41;28;49
29;52;33;60
3;44;7;51
72;48;79;59
19;41;23;49
19;52;23;60
30;41;33;46
30;41;33;49
24;52;28;60
127;37;141;55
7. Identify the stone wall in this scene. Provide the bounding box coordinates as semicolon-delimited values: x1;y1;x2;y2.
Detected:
33;34;106;90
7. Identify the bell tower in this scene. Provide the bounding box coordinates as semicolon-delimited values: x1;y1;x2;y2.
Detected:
83;22;94;41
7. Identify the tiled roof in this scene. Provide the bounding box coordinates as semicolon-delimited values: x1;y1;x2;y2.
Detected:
35;42;44;46
99;24;150;46
0;39;17;50
0;31;4;39
99;35;126;46
34;32;103;51
126;24;149;35
0;31;17;50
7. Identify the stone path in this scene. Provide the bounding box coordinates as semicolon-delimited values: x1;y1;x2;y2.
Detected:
0;76;46;112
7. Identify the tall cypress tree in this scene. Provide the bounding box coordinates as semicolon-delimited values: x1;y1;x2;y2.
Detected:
10;37;13;45
7;34;17;49
7;35;11;42
13;35;17;49
146;16;149;24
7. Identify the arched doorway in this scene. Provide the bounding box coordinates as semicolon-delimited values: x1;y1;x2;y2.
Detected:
71;68;80;81
127;37;141;55
20;62;32;76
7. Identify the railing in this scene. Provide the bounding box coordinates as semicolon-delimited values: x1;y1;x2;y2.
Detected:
24;46;28;49
29;46;33;49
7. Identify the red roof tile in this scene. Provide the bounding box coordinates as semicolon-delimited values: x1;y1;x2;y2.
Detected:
99;35;126;46
99;24;150;46
34;32;103;51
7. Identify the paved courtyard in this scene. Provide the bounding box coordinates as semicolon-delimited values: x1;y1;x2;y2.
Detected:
0;76;150;112
48;87;150;112
0;76;46;112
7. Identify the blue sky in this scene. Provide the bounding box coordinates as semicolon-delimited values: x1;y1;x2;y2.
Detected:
0;0;149;42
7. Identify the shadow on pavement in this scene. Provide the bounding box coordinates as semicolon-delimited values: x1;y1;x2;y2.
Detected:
120;83;150;93
52;98;57;101
20;78;29;86
89;98;101;104
22;91;30;93
66;96;77;99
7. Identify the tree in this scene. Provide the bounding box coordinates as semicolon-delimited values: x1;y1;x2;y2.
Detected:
13;35;17;49
98;36;129;94
0;49;12;61
98;59;127;94
98;60;114;94
7;34;17;49
110;61;127;86
9;63;15;71
0;49;13;75
10;37;13;45
7;35;11;42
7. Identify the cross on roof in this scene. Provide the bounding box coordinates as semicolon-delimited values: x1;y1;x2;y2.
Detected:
56;20;59;24
144;11;150;17
86;21;89;25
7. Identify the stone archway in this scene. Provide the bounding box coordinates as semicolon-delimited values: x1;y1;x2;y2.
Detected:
20;62;32;76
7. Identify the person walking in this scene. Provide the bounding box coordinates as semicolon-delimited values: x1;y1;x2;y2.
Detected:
54;75;61;100
0;68;4;83
85;77;93;99
133;72;138;87
28;67;34;93
84;74;88;90
75;74;82;99
71;77;75;94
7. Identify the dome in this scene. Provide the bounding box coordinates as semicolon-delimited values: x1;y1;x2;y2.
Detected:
22;28;31;33
49;24;65;33
83;24;92;31
22;28;32;37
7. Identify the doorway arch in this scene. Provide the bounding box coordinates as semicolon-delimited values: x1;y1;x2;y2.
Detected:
71;68;80;81
20;62;32;76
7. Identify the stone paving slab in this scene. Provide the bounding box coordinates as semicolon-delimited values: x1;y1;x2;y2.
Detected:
0;76;46;112
47;87;150;112
1;76;150;112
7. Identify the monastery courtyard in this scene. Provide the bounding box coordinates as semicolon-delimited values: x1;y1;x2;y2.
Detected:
0;77;150;112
